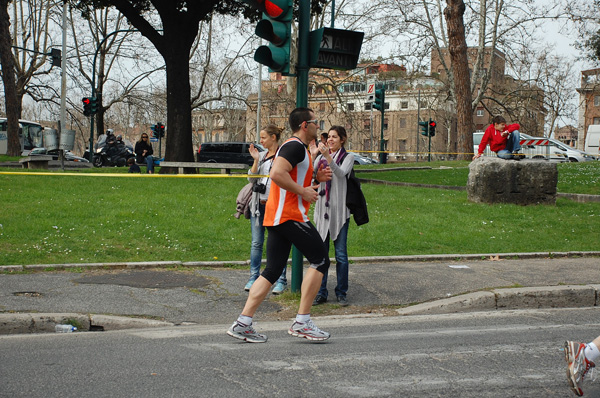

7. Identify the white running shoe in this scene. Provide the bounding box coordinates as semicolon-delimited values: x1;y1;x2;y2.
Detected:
227;321;267;343
288;319;330;341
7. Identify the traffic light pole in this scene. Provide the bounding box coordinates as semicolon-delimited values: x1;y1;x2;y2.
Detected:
88;29;139;161
290;0;311;293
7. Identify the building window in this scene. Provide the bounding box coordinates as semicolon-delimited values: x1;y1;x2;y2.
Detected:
363;119;370;130
594;117;600;124
420;101;427;109
320;120;325;131
400;101;408;109
347;103;354;111
476;108;484;117
383;119;388;130
384;102;390;110
319;102;326;112
365;103;372;111
595;96;600;107
399;118;406;128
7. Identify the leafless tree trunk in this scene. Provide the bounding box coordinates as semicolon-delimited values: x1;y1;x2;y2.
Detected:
0;0;20;156
444;0;473;160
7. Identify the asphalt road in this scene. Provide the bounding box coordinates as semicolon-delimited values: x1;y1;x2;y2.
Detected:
1;307;598;397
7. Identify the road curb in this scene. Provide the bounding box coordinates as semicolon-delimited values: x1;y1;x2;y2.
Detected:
396;284;600;316
1;251;599;272
0;313;174;335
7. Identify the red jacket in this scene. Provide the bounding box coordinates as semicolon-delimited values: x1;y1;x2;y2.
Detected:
478;123;520;154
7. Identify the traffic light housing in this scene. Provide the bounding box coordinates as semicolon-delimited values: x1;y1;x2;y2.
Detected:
428;120;436;137
50;48;61;68
419;120;428;136
254;0;293;75
156;123;165;138
82;97;92;116
90;97;99;115
373;88;385;112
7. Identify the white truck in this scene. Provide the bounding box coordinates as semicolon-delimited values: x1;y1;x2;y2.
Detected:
585;125;600;156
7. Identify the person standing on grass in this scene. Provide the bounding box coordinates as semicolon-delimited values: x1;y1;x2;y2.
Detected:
312;126;354;307
564;337;600;396
473;115;523;160
244;124;287;295
227;107;333;343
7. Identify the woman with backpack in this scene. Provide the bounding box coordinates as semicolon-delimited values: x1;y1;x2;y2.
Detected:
244;124;288;295
312;126;355;307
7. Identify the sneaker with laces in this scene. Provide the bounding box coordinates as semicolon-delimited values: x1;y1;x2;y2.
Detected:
227;321;267;343
288;319;330;341
272;281;286;295
312;295;327;306
565;341;596;396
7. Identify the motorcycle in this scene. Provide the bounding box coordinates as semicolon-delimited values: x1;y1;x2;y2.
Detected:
92;134;135;167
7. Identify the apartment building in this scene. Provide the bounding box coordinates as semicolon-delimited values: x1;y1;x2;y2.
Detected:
576;68;600;150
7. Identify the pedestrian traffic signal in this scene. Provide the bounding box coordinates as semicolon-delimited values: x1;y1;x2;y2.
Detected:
373;89;385;112
419;120;428;136
82;97;92;116
253;0;293;75
428;120;436;137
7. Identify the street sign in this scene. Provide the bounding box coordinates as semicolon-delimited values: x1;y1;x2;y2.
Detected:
150;137;158;142
308;27;364;70
366;83;375;102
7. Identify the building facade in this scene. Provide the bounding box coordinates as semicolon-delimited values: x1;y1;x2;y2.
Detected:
576;68;600;150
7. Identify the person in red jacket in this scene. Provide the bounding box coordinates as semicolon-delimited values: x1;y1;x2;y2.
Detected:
473;115;524;160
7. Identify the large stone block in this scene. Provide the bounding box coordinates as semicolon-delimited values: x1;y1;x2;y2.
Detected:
467;157;557;205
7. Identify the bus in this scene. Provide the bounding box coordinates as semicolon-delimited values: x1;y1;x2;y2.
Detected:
0;118;44;155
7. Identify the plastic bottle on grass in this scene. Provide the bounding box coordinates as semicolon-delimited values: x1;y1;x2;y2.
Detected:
55;324;77;333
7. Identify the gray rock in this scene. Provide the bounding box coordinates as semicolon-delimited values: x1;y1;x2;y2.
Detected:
467;157;557;205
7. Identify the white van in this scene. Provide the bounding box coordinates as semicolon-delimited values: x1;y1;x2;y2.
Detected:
0;118;44;155
585;125;600;156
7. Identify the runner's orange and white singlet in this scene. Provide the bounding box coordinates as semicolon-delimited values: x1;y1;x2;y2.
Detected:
263;137;314;226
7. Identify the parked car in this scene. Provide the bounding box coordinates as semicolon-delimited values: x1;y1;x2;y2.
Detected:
353;153;377;165
196;142;264;165
546;138;597;162
25;147;89;162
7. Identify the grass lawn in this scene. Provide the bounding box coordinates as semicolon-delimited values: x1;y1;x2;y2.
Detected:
0;159;599;266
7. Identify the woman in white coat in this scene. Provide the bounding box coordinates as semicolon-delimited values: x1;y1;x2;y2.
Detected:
312;126;354;307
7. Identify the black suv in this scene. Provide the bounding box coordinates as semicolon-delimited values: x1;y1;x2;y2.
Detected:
196;142;264;166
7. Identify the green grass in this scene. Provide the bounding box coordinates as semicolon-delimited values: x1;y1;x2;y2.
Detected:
359;160;600;195
0;160;599;266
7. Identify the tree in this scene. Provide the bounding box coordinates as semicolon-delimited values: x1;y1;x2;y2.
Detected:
0;0;19;156
444;0;472;161
72;0;253;165
69;7;162;139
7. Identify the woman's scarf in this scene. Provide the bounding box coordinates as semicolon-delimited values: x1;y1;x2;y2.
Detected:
317;146;347;220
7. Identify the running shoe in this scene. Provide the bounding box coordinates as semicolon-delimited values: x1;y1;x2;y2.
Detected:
288;319;330;341
272;282;286;295
565;341;596;396
227;321;267;343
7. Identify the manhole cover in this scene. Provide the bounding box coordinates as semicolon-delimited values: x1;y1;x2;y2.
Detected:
13;291;43;297
74;270;210;289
